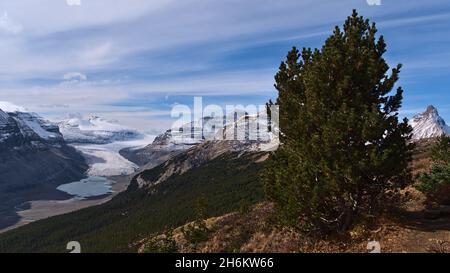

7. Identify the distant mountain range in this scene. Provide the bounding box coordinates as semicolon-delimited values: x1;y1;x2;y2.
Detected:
120;113;279;168
120;105;450;170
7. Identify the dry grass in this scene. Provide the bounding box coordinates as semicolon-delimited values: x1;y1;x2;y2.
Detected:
427;240;450;253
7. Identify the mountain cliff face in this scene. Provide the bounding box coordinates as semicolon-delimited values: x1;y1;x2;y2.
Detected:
409;105;450;140
0;103;87;229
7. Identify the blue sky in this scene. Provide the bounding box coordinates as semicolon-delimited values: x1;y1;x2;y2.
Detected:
0;0;449;132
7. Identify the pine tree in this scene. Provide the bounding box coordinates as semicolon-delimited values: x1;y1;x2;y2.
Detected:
417;136;450;200
430;136;450;165
262;10;413;233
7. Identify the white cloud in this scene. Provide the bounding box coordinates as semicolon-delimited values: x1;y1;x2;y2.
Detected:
0;0;172;36
367;0;382;6
0;11;22;34
0;0;443;83
78;42;115;68
66;0;82;7
129;70;276;96
63;72;88;82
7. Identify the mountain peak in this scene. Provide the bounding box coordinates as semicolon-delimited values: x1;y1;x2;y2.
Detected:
409;105;450;140
425;105;438;115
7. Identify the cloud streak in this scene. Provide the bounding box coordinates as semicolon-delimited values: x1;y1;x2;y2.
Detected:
0;11;22;34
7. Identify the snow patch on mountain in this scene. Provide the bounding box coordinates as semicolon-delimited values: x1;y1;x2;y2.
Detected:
154;116;223;147
122;112;280;168
0;102;63;145
0;110;9;124
58;114;142;144
14;113;60;140
152;113;278;151
409;105;450;140
0;101;27;113
215;114;279;152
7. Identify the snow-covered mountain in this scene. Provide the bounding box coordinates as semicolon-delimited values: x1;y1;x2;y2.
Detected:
0;101;63;147
0;101;27;113
151;113;277;149
215;114;279;152
0;102;87;228
119;116;222;168
58;115;142;144
120;112;279;168
409;105;450;140
151;116;224;147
